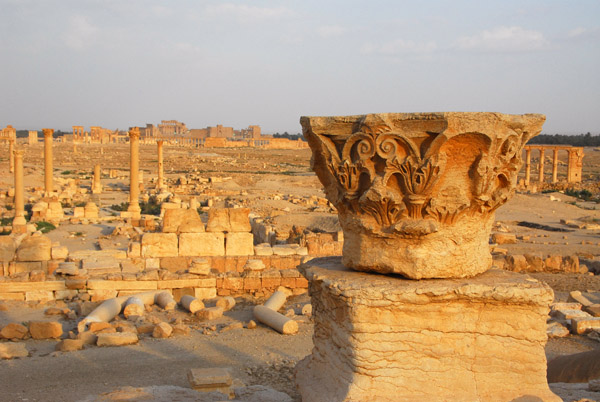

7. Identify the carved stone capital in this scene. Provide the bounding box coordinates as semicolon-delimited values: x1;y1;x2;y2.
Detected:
128;127;140;139
42;128;54;138
301;112;545;279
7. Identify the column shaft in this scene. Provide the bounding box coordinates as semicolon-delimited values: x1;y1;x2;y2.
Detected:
157;140;164;189
13;150;26;226
525;149;531;186
9;140;15;173
43;129;54;193
128;128;141;215
538;149;545;183
552;149;558;183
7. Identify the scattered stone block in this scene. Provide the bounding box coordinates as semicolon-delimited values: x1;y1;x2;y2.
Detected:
0;323;28;340
247;320;257;329
553;309;591;321
196;307;224;321
571;317;600;334
56;339;84;352
96;332;138;346
0;343;28;359
29;321;63;339
547;321;570;338
569;291;594;307
77;331;98;345
491;233;517;244
584;304;600;317
187;367;232;397
152;322;173;338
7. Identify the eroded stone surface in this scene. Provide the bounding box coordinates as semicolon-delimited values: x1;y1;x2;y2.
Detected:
295;257;560;402
301;112;545;278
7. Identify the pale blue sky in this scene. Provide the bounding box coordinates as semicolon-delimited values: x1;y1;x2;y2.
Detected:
0;0;598;134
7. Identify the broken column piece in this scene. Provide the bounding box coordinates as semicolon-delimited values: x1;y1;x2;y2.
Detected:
253;305;298;335
180;295;204;313
155;291;176;310
263;290;287;311
123;296;145;318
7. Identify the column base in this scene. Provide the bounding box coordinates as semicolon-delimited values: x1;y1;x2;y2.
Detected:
296;257;561;402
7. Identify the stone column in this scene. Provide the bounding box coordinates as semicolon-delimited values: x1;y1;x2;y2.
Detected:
157;140;164;189
43;128;54;194
12;149;26;227
538;148;545;183
128;128;141;216
8;139;15;173
567;148;584;183
524;148;531;186
552;148;559;183
92;164;102;194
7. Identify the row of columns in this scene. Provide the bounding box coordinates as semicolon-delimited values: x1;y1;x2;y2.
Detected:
8;127;166;227
523;146;584;186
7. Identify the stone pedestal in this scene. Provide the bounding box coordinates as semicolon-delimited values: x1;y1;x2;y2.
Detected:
295;257;560;402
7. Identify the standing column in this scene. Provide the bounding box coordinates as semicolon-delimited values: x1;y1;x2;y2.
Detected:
538;148;545;183
157;140;164;189
13;150;26;227
43;128;54;194
92;164;102;194
8;139;15;173
128;128;141;216
525;148;531;186
552;148;559;183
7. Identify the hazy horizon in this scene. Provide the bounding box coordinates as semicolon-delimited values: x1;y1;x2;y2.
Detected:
1;1;599;135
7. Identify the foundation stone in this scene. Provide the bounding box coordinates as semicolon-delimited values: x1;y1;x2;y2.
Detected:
296;257;560;402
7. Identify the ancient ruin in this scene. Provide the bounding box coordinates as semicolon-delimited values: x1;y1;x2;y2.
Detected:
524;145;584;186
43;128;54;194
301;112;546;279
296;112;560;401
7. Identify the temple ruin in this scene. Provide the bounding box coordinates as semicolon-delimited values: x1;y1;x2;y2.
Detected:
523;145;584;186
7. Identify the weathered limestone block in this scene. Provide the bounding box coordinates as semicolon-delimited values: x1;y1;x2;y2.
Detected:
51;245;69;260
206;208;229;232
162;208;205;233
96;332;138;347
141;233;178;258
301;113;545;279
0;323;29;340
0;236;16;262
84;202;99;219
29;321;63;339
179;233;224;256
225;232;254;256
206;208;251;232
16;234;52;261
295;257;560;402
228;208;251;232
